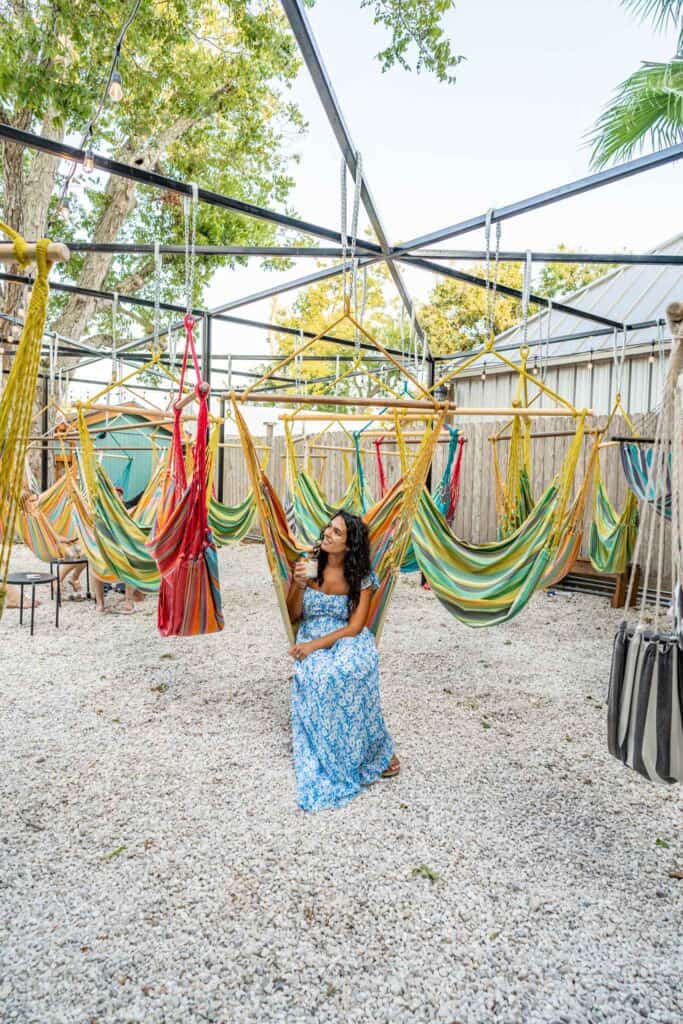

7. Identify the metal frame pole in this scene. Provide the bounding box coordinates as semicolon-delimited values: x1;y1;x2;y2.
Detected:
403;256;625;330
393;142;683;254
0;122;380;254
279;0;427;344
41;374;49;491
218;395;226;503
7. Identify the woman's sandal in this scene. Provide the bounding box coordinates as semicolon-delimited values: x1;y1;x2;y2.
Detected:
381;755;400;779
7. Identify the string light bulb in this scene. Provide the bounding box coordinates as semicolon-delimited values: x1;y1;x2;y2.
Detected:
109;69;123;102
532;356;539;375
587;350;594;373
58;194;71;219
481;363;487;383
648;341;656;365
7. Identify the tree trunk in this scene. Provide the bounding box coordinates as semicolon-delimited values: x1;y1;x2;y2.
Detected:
53;117;195;343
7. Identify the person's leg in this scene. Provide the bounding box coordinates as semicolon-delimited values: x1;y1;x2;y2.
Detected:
64;563;85;593
93;575;105;612
119;584;142;613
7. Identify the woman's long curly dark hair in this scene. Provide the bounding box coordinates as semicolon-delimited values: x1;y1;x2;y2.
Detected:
316;509;371;614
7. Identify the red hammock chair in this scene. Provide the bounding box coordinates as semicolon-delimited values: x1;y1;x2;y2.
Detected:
147;314;224;636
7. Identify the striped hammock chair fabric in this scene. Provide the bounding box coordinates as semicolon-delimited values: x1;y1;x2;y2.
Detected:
233;398;445;645
284;424;374;545
147;315;223;636
588;457;639;575
620;442;672;520
411;420;596;628
608;623;683;784
64;470;117;583
37;470;79;542
401;425;465;574
208;492;256;545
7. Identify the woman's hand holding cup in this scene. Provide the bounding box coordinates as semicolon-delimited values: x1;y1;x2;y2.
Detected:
293;559;312;590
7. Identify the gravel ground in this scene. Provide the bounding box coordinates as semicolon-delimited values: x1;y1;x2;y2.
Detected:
0;542;681;1024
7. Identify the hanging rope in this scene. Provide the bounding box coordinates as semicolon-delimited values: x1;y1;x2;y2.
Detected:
0;224;54;617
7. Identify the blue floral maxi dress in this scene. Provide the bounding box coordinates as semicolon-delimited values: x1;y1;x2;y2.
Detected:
291;573;394;812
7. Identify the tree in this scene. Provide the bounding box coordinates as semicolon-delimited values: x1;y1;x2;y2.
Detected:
268;263;408;396
589;1;682;167
0;0;304;345
419;250;614;356
305;0;461;83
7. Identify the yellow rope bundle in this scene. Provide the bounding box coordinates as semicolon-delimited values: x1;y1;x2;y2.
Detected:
0;224;53;618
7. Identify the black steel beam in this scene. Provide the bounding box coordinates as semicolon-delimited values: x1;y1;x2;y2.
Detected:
63;243;350;258
211;311;409;359
21;241;683;265
0;270;206;318
404;256;625;330
0;122;381;254
432;317;668;366
209;256;379;314
280;0;425;342
402;249;683;266
393;143;683;254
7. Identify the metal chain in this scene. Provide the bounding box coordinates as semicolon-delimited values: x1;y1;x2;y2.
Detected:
340;157;348;303
184;183;199;314
521;250;532;348
152;240;162;353
484;208;502;337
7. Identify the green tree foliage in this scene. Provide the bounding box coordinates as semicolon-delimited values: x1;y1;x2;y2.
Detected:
269;264;407;395
589;1;682;167
420;251;613;356
305;0;461;82
0;0;304;342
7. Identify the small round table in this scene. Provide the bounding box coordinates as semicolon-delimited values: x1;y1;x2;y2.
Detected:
6;572;59;636
48;557;91;601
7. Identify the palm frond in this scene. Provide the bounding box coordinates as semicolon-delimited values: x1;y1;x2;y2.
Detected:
621;0;683;33
588;59;683;167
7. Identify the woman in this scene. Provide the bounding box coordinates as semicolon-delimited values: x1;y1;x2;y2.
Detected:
286;509;400;812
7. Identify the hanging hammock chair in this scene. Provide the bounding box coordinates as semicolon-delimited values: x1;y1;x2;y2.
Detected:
232;396;445;644
411;417;597;627
588;454;639;575
620;441;672;520
76;408;160;593
283;423;374;546
607;302;683;784
147;315;223;636
0;226;57;616
36;468;79;543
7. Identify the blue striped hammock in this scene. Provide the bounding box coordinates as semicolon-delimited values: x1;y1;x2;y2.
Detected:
619;442;671;520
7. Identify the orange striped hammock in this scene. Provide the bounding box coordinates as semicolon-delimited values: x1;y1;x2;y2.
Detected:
231;398;446;645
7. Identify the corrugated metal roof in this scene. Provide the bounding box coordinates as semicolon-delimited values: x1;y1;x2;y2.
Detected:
445;233;683;374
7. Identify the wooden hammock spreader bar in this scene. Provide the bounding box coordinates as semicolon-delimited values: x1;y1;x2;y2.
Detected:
279;452;326;460
174;381;210;411
239;301;437;405
0;241;70;264
282;408;593;422
58;418;176;437
309;443;376;455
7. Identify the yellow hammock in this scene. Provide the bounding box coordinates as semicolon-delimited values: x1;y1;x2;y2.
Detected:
232;396;445;644
0;226;54;617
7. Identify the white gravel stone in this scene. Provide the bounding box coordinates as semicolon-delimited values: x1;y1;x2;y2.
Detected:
0;542;681;1024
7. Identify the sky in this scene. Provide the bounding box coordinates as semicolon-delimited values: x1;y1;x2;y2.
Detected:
75;1;683;431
